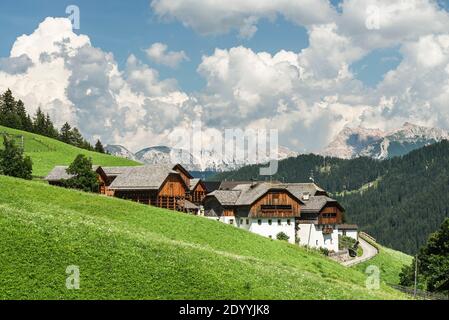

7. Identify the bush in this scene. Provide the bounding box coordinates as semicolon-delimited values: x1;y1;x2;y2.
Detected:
319;247;330;256
339;235;357;250
0;136;32;180
61;154;99;192
276;232;290;242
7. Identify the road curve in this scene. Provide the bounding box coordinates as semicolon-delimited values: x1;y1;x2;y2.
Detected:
342;238;378;267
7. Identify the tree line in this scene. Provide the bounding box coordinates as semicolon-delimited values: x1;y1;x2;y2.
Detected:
0;89;105;153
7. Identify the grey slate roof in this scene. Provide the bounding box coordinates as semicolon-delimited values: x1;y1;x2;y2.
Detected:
108;164;181;190
45;165;101;182
206;190;241;206
300;196;339;213
102;166;133;177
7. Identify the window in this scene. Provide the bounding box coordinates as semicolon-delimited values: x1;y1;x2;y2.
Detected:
258;219;262;225
240;219;243;225
246;219;249;225
287;219;291;225
229;219;234;225
269;235;272;239
261;205;292;210
278;219;281;226
316;240;319;245
268;219;272;225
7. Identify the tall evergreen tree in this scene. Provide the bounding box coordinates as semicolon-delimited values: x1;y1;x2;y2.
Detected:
0;89;21;129
0;136;32;180
71;127;84;147
94;139;105;153
59;122;72;144
16;100;32;131
33;107;47;135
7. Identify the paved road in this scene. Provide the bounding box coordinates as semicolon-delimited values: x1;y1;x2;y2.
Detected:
342;238;378;267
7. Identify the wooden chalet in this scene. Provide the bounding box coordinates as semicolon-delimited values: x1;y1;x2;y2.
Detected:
107;164;195;211
204;182;305;220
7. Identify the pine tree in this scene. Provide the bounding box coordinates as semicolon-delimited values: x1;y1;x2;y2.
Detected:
0;136;32;180
33;107;47;135
94;139;105;153
59;122;72;144
0;89;21;129
16;100;32;131
70;127;84;147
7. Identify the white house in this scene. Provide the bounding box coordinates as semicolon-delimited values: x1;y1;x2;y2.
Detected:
203;182;358;252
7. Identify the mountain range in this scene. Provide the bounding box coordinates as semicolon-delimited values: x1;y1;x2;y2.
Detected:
106;123;449;171
105;144;298;172
324;122;449;159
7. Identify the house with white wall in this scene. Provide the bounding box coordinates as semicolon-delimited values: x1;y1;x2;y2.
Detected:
203;182;358;252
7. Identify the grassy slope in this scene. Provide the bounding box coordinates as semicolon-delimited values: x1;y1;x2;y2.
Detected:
354;244;412;286
0;176;407;300
0;125;139;177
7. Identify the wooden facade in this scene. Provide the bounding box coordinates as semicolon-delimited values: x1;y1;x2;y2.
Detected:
190;181;207;205
114;173;188;211
318;204;344;225
249;191;302;218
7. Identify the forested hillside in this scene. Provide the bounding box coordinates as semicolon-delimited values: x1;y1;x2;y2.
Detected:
210;141;449;254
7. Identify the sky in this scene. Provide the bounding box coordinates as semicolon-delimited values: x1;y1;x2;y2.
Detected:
1;0;449;154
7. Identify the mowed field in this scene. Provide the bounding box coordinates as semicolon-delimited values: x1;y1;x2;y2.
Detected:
0;175;409;300
0;125;139;177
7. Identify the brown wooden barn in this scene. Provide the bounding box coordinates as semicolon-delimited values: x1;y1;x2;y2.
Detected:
107;164;196;211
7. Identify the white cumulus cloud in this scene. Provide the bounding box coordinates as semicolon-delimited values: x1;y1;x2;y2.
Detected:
145;42;189;68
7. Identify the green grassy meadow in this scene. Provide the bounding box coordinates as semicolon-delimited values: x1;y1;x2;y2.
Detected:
0;175;409;300
354;244;413;286
0;125;139;177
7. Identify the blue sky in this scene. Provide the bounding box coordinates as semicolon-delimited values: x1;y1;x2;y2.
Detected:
0;0;405;91
1;0;449;153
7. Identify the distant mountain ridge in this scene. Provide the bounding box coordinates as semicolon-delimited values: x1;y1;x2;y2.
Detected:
105;144;298;172
324;122;449;159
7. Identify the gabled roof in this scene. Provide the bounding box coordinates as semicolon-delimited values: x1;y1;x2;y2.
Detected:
301;196;344;213
219;181;257;190
286;183;328;197
206;190;241;206
233;183;304;206
172;164;194;179
45;165;102;182
102;166;133;177
190;178;206;191
203;181;222;193
108;164;186;190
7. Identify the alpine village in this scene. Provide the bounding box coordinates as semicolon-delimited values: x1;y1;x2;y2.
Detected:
1;89;448;300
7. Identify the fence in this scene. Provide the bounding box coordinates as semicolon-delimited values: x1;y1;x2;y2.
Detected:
390;284;449;300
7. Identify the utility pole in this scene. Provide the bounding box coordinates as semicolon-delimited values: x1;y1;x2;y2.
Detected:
414;255;418;297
